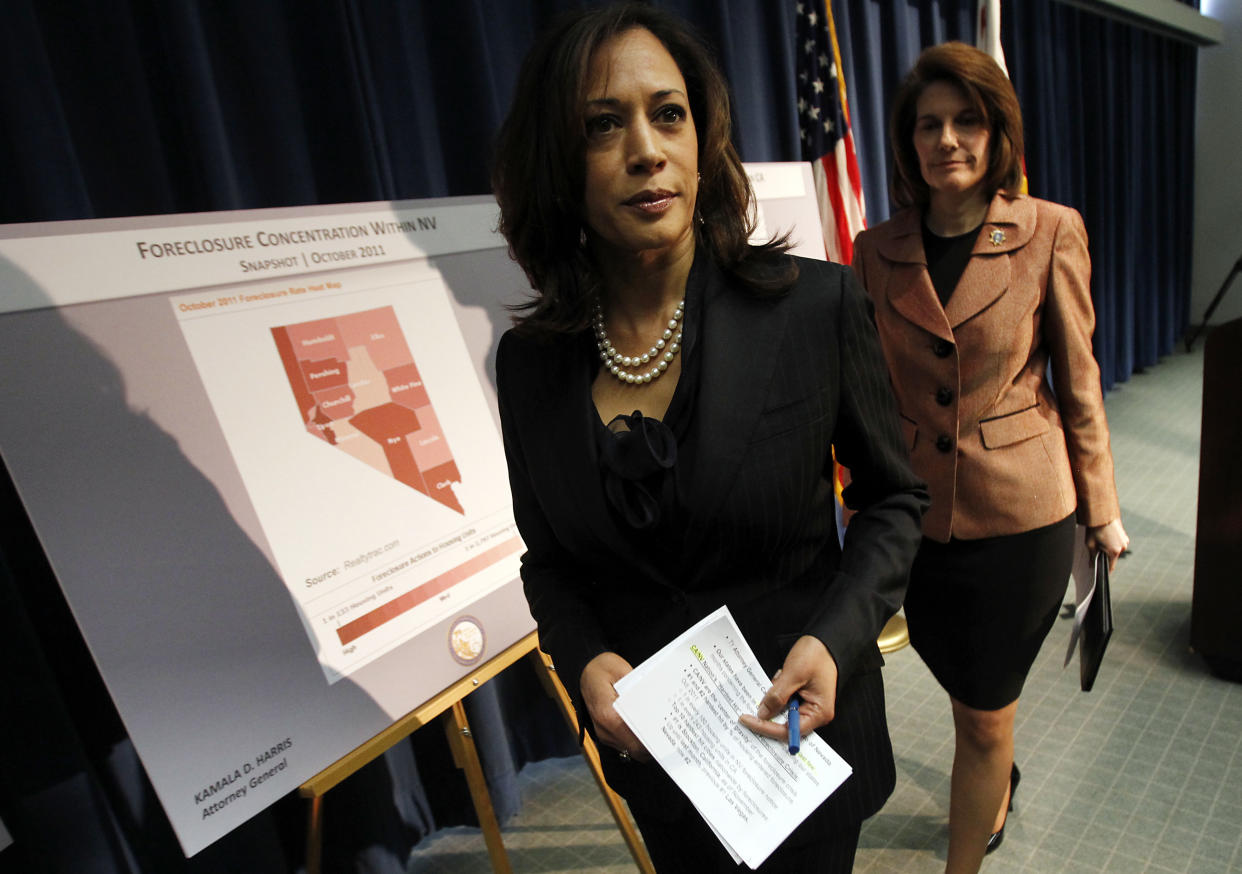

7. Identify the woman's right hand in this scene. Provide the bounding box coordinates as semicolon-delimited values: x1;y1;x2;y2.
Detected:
580;651;649;761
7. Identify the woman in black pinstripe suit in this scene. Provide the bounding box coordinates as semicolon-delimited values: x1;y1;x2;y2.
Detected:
490;4;928;870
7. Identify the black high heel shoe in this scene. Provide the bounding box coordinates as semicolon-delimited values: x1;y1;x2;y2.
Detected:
986;763;1021;854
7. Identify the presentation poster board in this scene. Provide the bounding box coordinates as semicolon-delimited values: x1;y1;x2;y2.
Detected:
0;195;535;855
0;165;826;856
744;162;829;260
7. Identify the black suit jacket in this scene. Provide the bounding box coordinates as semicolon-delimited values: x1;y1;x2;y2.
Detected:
496;254;928;831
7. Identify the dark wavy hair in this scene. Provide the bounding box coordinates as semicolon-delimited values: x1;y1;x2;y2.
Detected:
491;2;794;337
889;41;1025;210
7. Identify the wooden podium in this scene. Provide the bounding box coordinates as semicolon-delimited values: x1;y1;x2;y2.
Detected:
299;632;655;873
1191;317;1242;681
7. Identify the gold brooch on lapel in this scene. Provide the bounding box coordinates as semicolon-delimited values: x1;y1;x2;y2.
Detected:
989;229;1006;246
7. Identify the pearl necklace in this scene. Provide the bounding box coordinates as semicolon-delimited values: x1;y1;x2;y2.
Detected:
593;298;685;385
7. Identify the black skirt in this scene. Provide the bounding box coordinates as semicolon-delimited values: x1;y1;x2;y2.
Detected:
903;514;1076;711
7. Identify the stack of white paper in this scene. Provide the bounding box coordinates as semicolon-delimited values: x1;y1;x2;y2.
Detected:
613;606;853;869
1064;526;1096;667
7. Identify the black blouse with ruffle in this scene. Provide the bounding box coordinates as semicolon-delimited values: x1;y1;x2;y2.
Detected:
591;257;705;575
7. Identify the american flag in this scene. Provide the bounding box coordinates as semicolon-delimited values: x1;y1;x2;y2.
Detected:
796;0;865;264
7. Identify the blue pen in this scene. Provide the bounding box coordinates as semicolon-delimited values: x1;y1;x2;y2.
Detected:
787;696;801;755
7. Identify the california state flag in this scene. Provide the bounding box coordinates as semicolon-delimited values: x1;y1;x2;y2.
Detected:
976;0;1027;192
976;0;1009;75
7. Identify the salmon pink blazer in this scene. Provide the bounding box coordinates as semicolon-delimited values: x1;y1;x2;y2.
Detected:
852;193;1120;542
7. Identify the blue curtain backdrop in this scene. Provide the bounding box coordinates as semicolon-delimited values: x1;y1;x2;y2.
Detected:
0;1;1198;872
0;0;1195;384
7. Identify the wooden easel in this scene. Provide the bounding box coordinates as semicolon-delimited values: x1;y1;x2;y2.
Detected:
299;631;654;874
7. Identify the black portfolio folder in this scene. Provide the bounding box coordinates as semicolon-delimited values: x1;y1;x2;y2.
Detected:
1080;550;1113;692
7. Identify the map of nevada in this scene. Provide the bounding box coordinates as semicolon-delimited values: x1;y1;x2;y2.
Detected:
271;306;463;514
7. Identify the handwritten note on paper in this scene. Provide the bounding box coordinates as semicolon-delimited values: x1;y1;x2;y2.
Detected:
613;606;852;869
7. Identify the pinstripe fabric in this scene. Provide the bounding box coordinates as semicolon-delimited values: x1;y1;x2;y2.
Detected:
496;254;928;835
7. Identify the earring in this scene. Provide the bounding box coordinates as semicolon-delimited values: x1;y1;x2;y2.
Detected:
579;227;587;248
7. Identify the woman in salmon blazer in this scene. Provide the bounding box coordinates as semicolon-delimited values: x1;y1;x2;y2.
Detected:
852;42;1129;874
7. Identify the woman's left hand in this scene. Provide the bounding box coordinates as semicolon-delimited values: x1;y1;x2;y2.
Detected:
739;635;838;744
1086;518;1130;572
